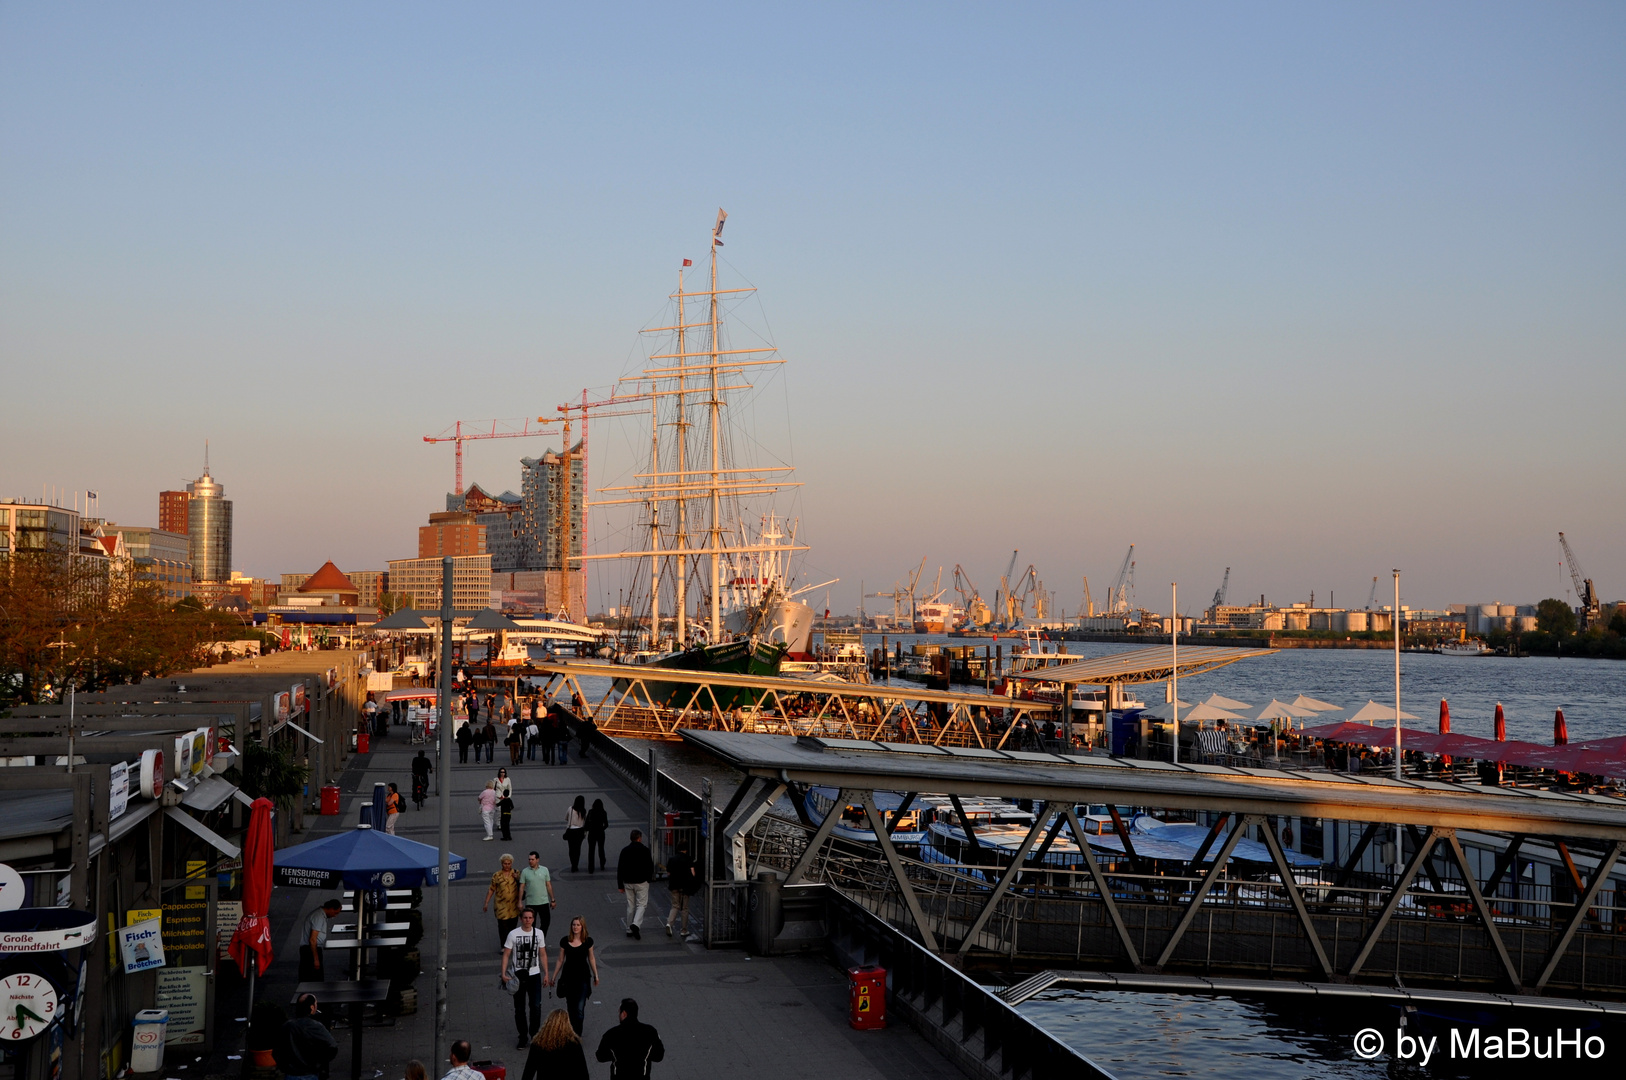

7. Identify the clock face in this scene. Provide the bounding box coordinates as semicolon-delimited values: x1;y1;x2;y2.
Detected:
0;972;59;1041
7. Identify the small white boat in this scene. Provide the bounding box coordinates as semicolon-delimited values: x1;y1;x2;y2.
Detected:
1438;640;1492;657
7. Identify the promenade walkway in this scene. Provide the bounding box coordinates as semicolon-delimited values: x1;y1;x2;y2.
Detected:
255;720;953;1080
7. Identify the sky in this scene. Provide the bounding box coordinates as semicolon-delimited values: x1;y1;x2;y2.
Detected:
3;3;1623;616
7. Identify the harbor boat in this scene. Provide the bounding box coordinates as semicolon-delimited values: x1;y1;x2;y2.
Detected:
802;789;1030;848
1437;639;1492;657
597;211;826;688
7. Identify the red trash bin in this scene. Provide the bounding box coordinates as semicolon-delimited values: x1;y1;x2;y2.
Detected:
471;1062;505;1080
848;965;887;1029
320;785;341;816
357;732;371;754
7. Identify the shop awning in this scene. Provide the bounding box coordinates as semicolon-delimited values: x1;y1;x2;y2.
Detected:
164;806;241;859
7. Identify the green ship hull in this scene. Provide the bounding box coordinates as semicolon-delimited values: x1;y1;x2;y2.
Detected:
621;638;789;711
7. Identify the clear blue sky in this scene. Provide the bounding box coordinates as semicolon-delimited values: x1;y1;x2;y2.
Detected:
3;4;1622;613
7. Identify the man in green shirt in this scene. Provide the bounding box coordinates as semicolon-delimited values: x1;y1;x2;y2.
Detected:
519;850;556;935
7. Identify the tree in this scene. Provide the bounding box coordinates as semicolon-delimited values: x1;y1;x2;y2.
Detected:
1536;598;1578;637
1608;606;1626;637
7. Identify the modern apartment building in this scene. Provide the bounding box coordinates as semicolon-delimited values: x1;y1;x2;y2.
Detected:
158;490;190;535
519;443;583;572
386;555;492;611
418;512;486;559
113;525;193;602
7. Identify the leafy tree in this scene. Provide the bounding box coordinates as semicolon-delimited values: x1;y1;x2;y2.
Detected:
1536;598;1577;637
1609;607;1626;637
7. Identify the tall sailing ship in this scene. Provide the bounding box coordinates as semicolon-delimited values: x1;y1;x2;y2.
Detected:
591;212;827;705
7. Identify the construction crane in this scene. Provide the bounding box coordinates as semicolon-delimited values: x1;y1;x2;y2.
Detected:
1106;544;1134;616
423;418;556;496
1208;567;1231;618
953;565;991;627
1559;532;1601;629
993;550;1020;627
1365;576;1379;610
1080;576;1094;618
867;557;928;627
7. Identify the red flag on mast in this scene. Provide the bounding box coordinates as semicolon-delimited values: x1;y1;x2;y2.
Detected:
682;259;692;267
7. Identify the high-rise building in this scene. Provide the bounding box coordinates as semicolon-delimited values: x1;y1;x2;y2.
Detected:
519;443;583;572
158;490;190;535
186;468;233;583
419;512;485;559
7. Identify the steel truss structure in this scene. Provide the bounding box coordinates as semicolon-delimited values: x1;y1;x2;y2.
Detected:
532;659;1054;747
693;730;1626;997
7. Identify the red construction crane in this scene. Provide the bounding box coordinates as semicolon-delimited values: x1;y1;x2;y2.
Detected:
423;418;557;496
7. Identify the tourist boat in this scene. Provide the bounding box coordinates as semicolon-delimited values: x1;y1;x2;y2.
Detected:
1437;639;1492;657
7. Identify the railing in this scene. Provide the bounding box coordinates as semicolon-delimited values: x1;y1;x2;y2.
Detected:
743;813;1626;995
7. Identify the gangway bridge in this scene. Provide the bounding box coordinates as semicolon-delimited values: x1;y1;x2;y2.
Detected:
531;644;1269;748
684;730;1626;1000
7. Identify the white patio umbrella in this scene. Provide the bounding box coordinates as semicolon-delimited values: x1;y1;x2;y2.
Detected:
1289;694;1343;713
1139;699;1195;720
1203;692;1253;711
1247;699;1318;723
1346;699;1419;724
1183;702;1243;723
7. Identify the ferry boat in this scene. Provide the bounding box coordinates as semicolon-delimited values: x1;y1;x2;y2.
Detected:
1437;639;1492;657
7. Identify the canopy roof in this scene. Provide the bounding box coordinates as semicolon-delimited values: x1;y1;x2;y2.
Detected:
273;826;468;889
1007;645;1275;686
1289;694;1343;713
1203;693;1253;710
373;608;431;630
466;608;524;632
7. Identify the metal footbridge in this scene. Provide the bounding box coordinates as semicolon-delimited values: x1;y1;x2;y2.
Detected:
688;730;1626;1000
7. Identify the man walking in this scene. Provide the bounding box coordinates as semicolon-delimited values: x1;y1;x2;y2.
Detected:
594;999;664;1080
299;899;342;981
616;830;654;940
276;994;338;1080
519;851;556;936
664;843;698;939
500;908;551;1048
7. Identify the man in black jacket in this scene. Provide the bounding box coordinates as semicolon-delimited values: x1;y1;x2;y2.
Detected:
616;830;654;939
663;844;698;939
595;998;664;1080
277;994;339;1080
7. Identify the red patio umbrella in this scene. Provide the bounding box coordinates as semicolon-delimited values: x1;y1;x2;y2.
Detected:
1437;699;1452;769
1494;703;1506;742
1555;708;1569;746
229;797;275;976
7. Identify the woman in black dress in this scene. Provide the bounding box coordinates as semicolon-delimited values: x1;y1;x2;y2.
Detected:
585;799;609;874
519;1009;587;1080
553;916;599;1036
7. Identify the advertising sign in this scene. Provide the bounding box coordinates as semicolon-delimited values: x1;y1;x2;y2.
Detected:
108;761;130;821
0;909;98;954
172;734;192;781
273;693;290;731
138;750;165;800
201;727;216;770
117;919;165;973
189;730;207;776
161;899;208;966
291;684;306;715
154;967;208;1045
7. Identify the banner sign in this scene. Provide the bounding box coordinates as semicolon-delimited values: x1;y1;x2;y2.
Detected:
154;967;208;1045
0;910;98;955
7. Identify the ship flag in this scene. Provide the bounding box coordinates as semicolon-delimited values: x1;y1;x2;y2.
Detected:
713;208;727;245
682;259;693;267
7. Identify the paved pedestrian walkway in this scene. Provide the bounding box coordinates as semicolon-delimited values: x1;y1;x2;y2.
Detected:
256;720;954;1080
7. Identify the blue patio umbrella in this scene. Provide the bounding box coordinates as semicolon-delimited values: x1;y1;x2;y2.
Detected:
273;827;468;890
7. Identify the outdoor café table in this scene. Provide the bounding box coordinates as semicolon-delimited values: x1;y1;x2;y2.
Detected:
295;979;389;1080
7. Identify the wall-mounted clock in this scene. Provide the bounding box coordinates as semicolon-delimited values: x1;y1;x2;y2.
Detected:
0;971;59;1041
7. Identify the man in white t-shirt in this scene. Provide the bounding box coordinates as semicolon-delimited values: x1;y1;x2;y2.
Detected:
499;908;551;1047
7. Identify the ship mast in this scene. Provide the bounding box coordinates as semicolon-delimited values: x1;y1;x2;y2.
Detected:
586;210;807;649
708;209;725;641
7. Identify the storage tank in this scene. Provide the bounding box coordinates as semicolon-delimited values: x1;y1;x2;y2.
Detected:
1285;612;1309;631
1515;616;1538;632
1344;611;1368;632
1310;612;1333;631
1369;612;1392;633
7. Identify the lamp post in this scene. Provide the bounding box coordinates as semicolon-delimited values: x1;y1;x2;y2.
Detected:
433;557;453;1072
1170;583;1178;765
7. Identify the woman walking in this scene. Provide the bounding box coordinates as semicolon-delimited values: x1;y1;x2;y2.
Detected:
478;781;498;841
519;1010;588;1080
493;767;513;800
552;918;600;1037
563;796;587;872
585;798;609;874
384;783;403;835
483;853;523;944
